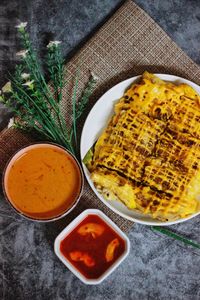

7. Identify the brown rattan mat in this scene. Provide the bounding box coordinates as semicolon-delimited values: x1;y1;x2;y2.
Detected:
1;0;200;232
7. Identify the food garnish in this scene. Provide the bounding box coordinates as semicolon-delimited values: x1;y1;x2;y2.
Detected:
105;238;120;262
69;251;95;267
77;223;105;238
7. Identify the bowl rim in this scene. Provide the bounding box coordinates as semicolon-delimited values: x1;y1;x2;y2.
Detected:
54;208;130;284
2;141;84;222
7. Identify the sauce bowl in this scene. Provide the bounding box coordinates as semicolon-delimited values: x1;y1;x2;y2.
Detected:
54;209;130;284
2;142;84;222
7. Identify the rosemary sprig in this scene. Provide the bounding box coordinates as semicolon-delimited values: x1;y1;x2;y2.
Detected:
0;22;97;156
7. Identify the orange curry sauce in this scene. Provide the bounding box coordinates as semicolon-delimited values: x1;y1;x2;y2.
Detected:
4;144;81;219
60;214;126;279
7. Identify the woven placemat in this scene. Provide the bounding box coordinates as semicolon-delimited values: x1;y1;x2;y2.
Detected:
1;0;200;232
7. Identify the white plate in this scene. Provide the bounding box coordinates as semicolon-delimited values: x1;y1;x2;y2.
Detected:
80;74;200;226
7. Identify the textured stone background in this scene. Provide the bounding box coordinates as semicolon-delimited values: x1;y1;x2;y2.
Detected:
0;1;200;299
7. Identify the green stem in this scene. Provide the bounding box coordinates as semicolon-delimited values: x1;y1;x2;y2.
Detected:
151;226;200;250
10;72;68;140
24;55;70;142
11;81;68;146
19;31;73;147
72;72;79;148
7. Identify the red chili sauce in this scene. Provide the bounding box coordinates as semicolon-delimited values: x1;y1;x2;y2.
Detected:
60;214;126;279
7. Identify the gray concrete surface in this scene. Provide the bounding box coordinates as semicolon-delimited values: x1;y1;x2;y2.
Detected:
0;1;200;299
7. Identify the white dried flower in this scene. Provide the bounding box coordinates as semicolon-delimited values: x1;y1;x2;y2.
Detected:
2;81;12;93
16;50;29;58
15;22;27;30
7;118;15;128
90;71;99;81
47;41;61;48
21;73;30;80
22;80;34;89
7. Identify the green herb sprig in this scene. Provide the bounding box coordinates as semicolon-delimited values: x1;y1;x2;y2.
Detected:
0;22;97;155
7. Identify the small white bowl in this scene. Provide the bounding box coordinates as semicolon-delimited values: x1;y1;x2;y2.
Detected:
54;209;130;284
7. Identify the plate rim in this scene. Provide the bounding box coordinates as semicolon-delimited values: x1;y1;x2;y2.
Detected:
80;73;200;226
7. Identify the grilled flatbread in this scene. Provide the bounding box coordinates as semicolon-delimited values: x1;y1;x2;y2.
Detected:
86;72;200;221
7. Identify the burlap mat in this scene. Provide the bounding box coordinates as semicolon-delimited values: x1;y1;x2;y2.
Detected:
1;0;200;232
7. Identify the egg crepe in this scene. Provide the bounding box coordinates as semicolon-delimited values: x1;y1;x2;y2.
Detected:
85;71;200;221
93;109;165;182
